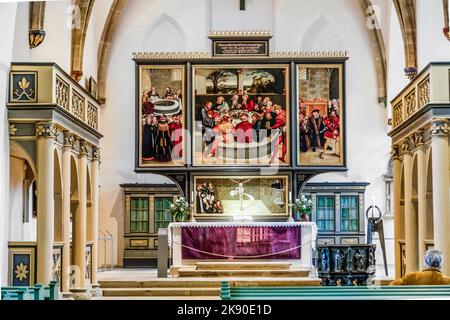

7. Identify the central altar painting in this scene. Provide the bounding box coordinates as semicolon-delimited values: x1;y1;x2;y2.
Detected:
193;175;289;217
192;65;289;166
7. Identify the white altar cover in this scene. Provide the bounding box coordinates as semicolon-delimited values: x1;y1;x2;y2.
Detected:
168;222;318;272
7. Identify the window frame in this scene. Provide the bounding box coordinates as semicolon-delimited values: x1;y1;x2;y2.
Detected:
129;196;150;233
339;195;360;232
154;197;174;233
315;195;336;232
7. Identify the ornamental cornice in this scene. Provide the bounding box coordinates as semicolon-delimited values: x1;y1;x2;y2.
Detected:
208;30;272;38
132;50;349;60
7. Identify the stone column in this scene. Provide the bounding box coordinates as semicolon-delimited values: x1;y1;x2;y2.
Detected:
431;120;450;274
392;144;403;279
61;132;73;293
72;141;89;298
403;139;419;273
36;123;57;285
89;147;101;296
415;131;427;269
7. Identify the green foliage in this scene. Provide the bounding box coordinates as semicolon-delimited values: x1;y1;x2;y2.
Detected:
292;194;312;219
165;196;190;222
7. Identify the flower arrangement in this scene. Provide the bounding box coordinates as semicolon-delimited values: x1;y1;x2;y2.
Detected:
292;194;312;221
166;197;190;222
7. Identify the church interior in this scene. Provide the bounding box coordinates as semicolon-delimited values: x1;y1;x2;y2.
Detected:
1;0;450;301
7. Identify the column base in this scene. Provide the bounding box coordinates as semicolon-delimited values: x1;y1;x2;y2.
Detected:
90;284;103;297
70;287;92;300
61;291;75;300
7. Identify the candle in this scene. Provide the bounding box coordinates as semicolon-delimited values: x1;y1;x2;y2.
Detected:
191;190;194;203
289;191;292;203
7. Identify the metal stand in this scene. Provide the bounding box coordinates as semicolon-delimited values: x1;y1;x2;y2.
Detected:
157;228;168;278
99;231;114;271
366;205;388;276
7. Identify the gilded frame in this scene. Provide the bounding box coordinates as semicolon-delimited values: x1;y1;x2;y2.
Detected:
192;174;290;217
8;245;36;286
191;64;290;167
138;65;186;168
296;63;345;167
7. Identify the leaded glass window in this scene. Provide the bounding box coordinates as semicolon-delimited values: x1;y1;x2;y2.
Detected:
316;196;335;231
130;197;149;233
340;196;359;231
155;197;173;232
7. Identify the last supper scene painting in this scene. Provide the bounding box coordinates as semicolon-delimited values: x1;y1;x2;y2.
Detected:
297;64;344;167
192;65;289;166
194;175;289;217
139;65;185;167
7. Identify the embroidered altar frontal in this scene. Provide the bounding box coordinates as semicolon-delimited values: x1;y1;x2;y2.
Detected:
181;225;301;259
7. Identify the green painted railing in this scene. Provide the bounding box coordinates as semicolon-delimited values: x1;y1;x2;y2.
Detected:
1;281;59;301
220;281;450;300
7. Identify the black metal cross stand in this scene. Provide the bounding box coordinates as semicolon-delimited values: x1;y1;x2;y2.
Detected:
366;205;388;276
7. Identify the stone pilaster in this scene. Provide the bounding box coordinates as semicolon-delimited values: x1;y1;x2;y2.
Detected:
402;138;419;273
392;144;403;279
72;140;89;298
430;120;450;274
61;132;74;293
414;130;427;269
36;123;57;285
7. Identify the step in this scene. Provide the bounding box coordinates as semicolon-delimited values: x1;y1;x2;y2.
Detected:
102;287;220;297
99;279;222;289
195;262;292;270
177;269;310;278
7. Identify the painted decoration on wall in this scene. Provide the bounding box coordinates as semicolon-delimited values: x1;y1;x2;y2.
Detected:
193;175;289;216
138;65;185;167
297;64;344;166
192;65;289;166
8;247;36;286
10;71;37;103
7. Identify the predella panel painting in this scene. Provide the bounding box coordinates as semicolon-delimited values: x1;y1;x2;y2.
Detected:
193;65;289;166
194;175;289;216
297;64;343;166
139;65;185;167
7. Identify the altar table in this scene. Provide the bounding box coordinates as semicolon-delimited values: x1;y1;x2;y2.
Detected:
168;222;317;270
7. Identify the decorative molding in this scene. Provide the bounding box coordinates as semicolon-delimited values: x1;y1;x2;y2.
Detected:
270;51;349;59
404;67;418;80
9;124;18;136
36;123;58;139
431;120;450;136
132;50;349;60
208;30;272;38
132;52;211;60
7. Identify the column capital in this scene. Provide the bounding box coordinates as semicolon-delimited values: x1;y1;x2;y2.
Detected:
431;120;449;137
79;140;89;156
412;129;425;149
401;138;414;156
391;144;401;160
92;147;101;162
63;131;75;148
36;122;58;139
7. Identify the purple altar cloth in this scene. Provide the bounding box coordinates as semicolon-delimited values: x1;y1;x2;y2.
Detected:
181;226;301;259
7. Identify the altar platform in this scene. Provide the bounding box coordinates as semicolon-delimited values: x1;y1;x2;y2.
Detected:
169;222;317;274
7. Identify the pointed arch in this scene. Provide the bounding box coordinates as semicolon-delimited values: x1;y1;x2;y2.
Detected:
71;0;96;82
97;0;127;104
393;0;417;79
142;13;187;51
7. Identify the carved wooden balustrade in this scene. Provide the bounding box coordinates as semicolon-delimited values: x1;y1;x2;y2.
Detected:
390;63;450;129
9;63;100;131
